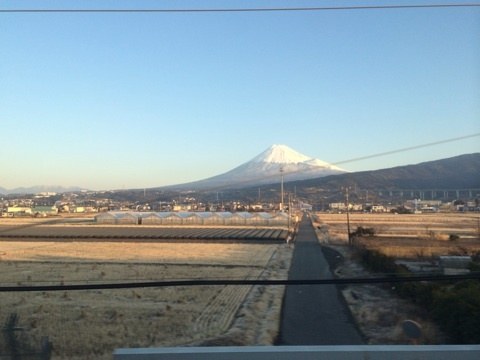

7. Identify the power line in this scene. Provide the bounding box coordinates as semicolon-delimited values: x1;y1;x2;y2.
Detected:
1;3;480;13
334;132;480;166
1;272;479;292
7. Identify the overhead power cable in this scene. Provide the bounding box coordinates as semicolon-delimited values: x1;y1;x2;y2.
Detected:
1;3;480;13
1;272;479;292
334;132;480;166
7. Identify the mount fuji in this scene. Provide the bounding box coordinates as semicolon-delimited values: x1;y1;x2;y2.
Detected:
167;144;347;190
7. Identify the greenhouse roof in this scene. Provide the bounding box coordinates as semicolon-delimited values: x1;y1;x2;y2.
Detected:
98;211;286;220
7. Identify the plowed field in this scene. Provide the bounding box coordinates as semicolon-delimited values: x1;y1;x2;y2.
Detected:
315;212;480;258
0;219;292;360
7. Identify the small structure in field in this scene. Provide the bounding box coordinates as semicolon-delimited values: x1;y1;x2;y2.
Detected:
439;256;471;275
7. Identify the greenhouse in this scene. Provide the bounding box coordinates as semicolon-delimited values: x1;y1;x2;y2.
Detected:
140;212;162;225
115;212;139;225
95;211;290;227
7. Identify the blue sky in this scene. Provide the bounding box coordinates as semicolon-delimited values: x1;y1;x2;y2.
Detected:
1;1;479;190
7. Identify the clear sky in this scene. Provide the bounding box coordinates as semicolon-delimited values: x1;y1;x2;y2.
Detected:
1;0;479;190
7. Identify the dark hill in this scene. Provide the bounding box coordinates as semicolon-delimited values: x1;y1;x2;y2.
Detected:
230;153;480;205
293;153;480;191
278;153;480;201
79;154;480;205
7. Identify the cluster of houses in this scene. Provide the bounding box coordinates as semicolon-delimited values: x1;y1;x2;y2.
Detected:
328;199;479;213
94;211;291;227
2;187;478;218
2;205;59;217
1;203;101;217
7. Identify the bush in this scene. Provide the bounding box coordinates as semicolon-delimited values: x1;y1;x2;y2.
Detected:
395;281;438;308
391;206;412;214
431;281;480;344
449;234;460;241
467;253;480;272
357;247;397;274
352;226;375;237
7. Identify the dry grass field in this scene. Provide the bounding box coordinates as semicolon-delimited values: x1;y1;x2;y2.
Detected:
0;219;292;359
315;212;480;258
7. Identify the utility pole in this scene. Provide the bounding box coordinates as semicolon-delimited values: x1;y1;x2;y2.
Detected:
288;193;291;232
280;166;284;212
477;217;480;241
345;187;352;246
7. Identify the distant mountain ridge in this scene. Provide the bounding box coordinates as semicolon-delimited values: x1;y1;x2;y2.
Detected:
200;152;479;205
0;185;84;195
2;151;478;198
162;144;346;190
279;153;480;201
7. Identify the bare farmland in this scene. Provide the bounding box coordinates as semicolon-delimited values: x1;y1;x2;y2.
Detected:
0;219;292;359
315;212;480;258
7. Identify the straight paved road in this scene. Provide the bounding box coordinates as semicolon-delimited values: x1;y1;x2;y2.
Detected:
278;214;363;345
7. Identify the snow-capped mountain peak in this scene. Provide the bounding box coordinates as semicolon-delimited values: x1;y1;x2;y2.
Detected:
166;144;347;190
251;144;312;164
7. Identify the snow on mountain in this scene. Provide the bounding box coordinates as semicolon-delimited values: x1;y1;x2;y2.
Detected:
253;144;345;170
304;157;344;170
250;144;312;164
168;144;347;190
0;185;84;195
